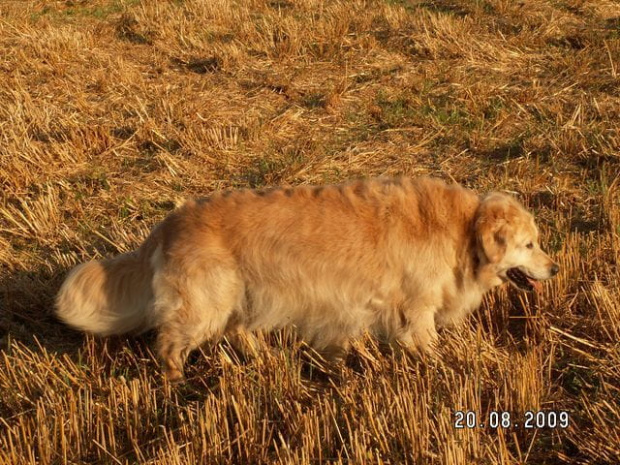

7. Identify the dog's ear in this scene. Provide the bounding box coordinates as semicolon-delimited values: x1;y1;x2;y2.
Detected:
476;194;509;263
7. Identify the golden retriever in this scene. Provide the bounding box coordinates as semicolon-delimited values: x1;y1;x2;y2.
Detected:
56;177;559;380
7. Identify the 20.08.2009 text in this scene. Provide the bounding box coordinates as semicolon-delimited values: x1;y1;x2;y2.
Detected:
453;410;570;429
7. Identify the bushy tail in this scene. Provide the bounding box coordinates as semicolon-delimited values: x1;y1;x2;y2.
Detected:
56;248;156;336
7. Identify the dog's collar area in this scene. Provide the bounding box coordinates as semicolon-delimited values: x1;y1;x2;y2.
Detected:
473;252;481;274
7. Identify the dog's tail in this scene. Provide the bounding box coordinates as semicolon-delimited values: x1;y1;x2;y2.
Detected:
56;234;160;336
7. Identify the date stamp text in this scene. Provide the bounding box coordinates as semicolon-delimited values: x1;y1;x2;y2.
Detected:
453;410;570;429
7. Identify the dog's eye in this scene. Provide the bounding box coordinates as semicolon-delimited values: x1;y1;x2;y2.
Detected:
526;242;534;249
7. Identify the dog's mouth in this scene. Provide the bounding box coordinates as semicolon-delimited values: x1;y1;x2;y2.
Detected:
506;268;542;293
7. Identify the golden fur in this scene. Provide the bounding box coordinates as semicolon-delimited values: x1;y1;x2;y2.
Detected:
56;177;559;380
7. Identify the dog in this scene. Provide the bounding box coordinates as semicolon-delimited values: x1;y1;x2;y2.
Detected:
56;177;559;380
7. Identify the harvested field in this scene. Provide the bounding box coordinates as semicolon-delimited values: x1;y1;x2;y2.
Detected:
0;0;619;463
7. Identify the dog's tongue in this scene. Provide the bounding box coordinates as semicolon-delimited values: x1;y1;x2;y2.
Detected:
528;277;542;293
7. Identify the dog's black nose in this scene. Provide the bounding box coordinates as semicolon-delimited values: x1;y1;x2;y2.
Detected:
550;264;560;276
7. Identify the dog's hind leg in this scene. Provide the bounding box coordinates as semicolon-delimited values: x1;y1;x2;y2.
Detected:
153;263;243;381
224;322;262;360
157;326;195;381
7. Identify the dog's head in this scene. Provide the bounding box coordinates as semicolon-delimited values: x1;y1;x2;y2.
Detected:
475;192;559;292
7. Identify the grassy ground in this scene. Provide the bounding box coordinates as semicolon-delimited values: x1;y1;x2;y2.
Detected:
0;0;619;463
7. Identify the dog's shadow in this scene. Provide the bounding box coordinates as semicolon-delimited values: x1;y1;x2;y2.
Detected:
475;287;549;356
0;265;161;381
1;267;70;350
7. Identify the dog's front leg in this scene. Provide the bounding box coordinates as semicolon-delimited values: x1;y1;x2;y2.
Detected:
397;306;438;355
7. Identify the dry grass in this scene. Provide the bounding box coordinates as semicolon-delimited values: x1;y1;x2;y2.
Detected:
0;0;619;463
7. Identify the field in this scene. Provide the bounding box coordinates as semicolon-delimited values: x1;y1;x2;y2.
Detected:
1;0;619;463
